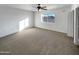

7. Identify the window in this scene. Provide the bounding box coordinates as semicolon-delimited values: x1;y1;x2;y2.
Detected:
19;18;29;31
41;11;55;23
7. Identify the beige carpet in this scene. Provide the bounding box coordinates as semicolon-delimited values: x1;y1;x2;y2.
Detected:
0;28;79;55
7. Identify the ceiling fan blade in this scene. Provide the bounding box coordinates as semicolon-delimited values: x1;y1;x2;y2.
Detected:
41;8;47;10
43;9;47;10
42;6;46;8
32;4;47;11
38;4;40;6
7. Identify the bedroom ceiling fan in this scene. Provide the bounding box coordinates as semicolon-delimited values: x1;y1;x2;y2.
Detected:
32;4;47;11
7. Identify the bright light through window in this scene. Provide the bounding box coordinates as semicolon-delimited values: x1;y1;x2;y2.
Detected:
19;18;29;31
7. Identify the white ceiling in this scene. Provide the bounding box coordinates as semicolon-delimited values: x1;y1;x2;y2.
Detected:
0;4;72;11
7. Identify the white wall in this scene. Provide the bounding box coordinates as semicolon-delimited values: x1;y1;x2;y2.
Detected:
35;6;74;37
35;6;71;33
0;6;34;38
0;5;74;38
67;10;74;37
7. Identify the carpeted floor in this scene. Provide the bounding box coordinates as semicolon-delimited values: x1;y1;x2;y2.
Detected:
0;28;79;55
